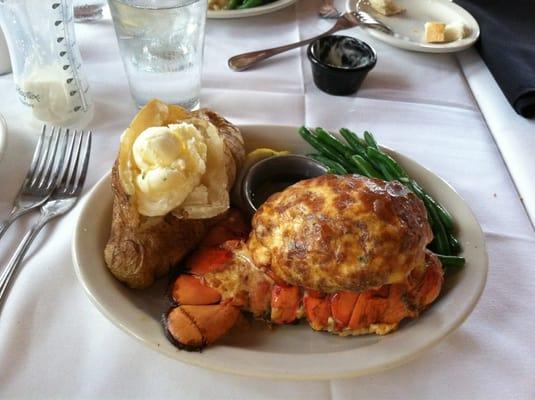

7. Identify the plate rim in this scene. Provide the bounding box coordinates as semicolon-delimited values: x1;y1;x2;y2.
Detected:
0;113;6;162
72;124;488;380
346;0;480;53
207;0;296;19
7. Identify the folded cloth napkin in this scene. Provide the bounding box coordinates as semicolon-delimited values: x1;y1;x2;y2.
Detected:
455;0;535;118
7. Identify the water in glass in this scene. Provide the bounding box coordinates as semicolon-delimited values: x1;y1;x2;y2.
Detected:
108;0;208;110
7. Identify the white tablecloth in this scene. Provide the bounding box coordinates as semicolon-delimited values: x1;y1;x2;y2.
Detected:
1;1;534;398
457;49;535;227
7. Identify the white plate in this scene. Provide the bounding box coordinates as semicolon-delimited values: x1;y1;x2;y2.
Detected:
72;125;487;380
207;0;296;19
347;0;480;53
0;113;7;162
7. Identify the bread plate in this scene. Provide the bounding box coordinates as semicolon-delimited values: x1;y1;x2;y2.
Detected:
347;0;479;53
72;124;487;380
208;0;296;19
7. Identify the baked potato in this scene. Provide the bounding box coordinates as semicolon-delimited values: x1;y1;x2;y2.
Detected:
104;100;244;288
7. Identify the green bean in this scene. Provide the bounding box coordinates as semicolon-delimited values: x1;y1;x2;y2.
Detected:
366;150;399;180
425;197;451;255
314;128;370;174
350;155;383;179
238;0;262;8
448;233;462;255
339;128;367;157
299;127;344;163
411;180;455;231
309;154;348;175
298;127;357;172
366;147;408;180
363;131;378;149
361;151;392;181
376;163;395;181
226;0;241;9
432;199;455;231
437;255;466;268
408;181;450;255
315;128;355;159
408;179;424;199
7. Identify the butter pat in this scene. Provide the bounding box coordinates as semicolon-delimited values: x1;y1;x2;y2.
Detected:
130;118;229;219
132;123;208;217
369;0;405;16
424;21;446;43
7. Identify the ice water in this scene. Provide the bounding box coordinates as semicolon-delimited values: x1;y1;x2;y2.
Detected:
108;0;208;110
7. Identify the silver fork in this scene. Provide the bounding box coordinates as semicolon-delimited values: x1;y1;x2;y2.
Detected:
353;1;393;32
228;12;392;71
319;0;341;19
0;125;67;241
0;129;92;307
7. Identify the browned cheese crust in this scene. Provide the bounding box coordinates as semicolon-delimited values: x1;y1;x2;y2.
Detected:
248;175;433;293
104;109;244;289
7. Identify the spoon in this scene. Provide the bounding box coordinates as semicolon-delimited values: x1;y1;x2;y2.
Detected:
228;11;392;72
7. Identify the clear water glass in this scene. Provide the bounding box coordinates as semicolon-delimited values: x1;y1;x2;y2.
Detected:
108;0;208;110
73;0;107;22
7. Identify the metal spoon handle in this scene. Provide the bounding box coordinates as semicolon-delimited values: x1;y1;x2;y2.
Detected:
228;20;352;71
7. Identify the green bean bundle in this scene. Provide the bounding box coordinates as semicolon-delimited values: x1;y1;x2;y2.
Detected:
227;0;269;9
298;126;465;267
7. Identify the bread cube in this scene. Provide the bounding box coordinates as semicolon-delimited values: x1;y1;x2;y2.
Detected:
425;22;446;43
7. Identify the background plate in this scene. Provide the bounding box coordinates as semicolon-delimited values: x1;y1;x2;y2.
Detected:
72;125;487;380
347;0;479;53
0;113;7;162
207;0;296;19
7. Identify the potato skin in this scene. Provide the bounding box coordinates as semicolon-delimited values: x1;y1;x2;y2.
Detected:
104;109;244;289
248;175;433;293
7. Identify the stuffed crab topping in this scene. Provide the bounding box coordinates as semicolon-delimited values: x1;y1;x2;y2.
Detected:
120;107;229;218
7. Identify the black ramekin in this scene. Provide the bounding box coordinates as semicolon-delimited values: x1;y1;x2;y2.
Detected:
307;35;377;96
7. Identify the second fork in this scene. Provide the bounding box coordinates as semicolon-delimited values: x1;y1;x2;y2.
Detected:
0;129;92;308
0;125;68;241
